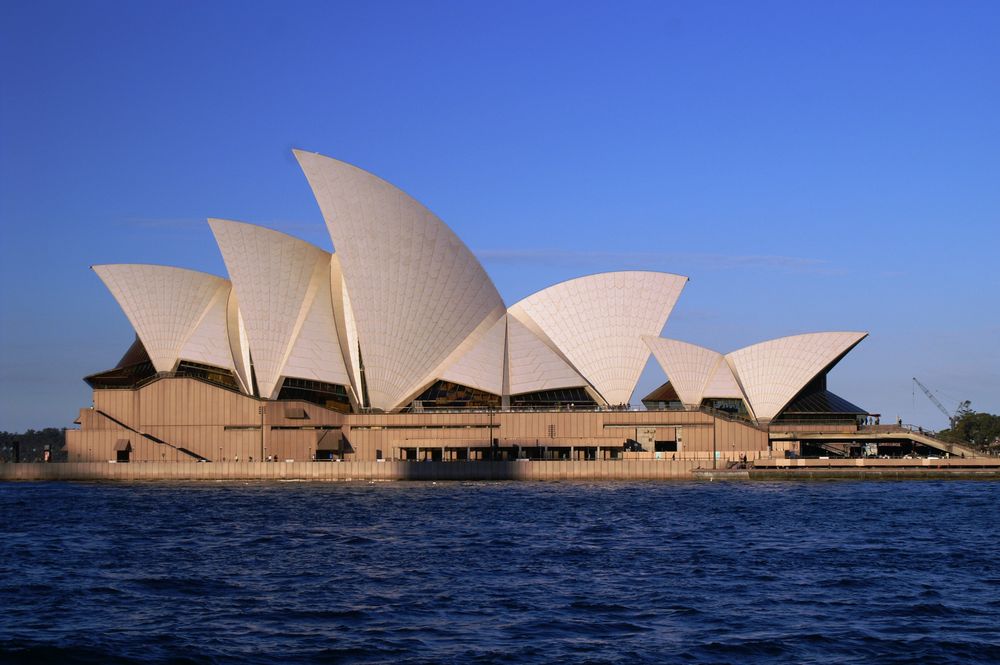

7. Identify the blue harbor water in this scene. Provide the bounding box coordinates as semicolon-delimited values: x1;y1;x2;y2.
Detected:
2;480;999;664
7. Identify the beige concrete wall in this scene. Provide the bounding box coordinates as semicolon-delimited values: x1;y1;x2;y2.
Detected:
69;377;789;464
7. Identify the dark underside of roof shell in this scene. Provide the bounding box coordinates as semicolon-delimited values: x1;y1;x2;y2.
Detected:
640;381;679;405
778;389;867;417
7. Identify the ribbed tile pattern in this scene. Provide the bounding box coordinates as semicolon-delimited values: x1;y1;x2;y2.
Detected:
726;331;867;422
439;315;506;395
282;258;352;389
209;219;349;399
702;357;744;399
295;151;505;411
642;337;728;407
178;285;234;372
506;315;586;395
509;271;688;405
93;264;233;374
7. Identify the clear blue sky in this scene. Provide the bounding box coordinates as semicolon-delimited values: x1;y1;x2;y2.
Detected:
1;0;998;432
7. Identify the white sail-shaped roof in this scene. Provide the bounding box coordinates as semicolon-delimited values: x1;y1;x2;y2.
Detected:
178;284;233;372
208;219;350;399
294;150;505;411
642;337;730;407
93;264;234;374
439;315;506;396
725;331;868;422
506;315;587;395
508;271;688;405
703;358;744;400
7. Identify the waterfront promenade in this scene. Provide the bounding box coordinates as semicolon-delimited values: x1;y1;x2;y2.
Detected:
3;457;1000;482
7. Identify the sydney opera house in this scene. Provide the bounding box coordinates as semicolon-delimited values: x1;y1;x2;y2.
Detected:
66;150;883;465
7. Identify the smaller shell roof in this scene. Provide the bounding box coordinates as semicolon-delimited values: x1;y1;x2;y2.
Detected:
93;263;233;374
641;337;726;407
208;219;350;399
725;331;868;422
509;271;688;405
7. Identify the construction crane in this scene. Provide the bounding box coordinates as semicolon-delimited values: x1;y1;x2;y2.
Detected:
912;377;971;427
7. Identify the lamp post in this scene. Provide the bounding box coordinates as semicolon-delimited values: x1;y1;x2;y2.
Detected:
488;406;495;460
259;404;265;462
712;422;717;470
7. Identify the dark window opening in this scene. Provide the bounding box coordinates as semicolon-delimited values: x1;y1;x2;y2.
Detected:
654;440;678;453
176;361;240;391
700;398;750;419
511;387;596;409
277;378;351;413
85;338;156;389
114;439;132;463
407;380;500;411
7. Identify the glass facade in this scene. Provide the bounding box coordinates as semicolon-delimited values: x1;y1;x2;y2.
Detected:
701;398;750;419
277;378;352;413
510;387;596;409
407;380;500;411
176;361;240;392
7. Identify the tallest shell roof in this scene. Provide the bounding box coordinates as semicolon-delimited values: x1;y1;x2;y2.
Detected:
294;151;506;411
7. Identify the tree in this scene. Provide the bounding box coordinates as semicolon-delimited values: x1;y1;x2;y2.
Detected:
937;409;1000;453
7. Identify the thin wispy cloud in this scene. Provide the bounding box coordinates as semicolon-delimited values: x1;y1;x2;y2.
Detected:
121;217;321;234
475;248;836;274
122;217;205;230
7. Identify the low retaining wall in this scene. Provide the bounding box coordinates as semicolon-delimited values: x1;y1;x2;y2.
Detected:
753;457;1000;469
750;468;1000;480
0;459;701;482
6;459;998;482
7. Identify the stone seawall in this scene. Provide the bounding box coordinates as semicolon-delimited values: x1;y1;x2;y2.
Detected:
6;459;999;482
0;460;701;482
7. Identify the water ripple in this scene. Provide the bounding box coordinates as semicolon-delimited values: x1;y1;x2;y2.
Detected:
1;480;999;663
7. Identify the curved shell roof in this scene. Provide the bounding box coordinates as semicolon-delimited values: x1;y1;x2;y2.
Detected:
439;315;507;396
294;150;505;410
93;264;233;374
725;331;867;422
703;358;744;400
509;271;688;405
506;315;586;395
209;219;350;399
642;337;737;407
